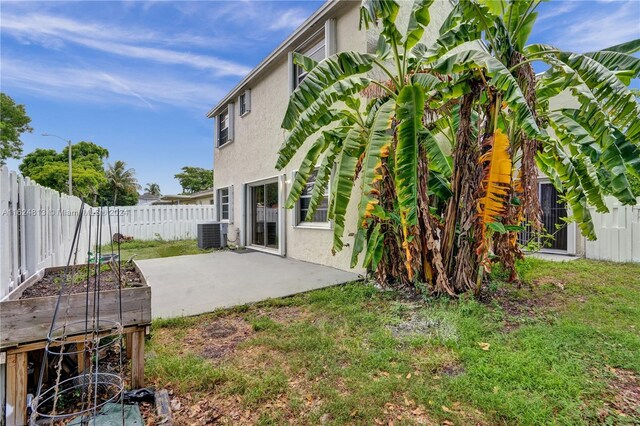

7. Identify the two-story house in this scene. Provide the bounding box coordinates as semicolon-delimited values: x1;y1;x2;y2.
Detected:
207;0;585;273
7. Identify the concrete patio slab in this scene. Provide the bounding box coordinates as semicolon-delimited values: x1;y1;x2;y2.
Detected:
136;251;361;319
529;252;581;262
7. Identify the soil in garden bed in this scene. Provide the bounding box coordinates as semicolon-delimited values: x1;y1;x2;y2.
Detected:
20;263;143;299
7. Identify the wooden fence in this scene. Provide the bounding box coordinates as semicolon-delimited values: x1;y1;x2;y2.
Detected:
586;197;640;263
0;166;215;300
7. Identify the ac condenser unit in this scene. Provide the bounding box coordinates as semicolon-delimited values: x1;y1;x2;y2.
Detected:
197;222;228;249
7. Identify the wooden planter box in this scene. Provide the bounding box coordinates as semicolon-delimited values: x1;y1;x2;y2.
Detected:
1;261;151;350
1;262;151;426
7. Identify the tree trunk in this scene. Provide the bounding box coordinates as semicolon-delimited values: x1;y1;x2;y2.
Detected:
375;158;410;287
416;143;454;295
441;85;482;293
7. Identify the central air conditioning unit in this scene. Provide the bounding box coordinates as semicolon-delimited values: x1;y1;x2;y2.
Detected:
197;222;228;249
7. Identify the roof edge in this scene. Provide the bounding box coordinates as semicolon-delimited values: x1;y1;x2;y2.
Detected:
206;0;346;119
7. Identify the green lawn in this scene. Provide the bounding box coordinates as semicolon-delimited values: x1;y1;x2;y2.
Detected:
145;258;640;425
101;239;212;261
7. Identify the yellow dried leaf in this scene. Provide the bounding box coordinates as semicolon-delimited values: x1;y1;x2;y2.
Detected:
478;342;491;351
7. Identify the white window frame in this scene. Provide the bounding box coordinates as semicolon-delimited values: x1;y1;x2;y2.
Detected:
288;19;335;94
293;37;325;88
239;89;251;117
292;167;332;230
216;103;235;148
218;187;230;222
218;111;229;147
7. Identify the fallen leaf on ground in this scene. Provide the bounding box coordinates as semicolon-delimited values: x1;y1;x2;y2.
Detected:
478;342;491;351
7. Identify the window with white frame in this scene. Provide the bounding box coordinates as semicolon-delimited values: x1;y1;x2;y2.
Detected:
218;187;230;220
239;90;250;116
218;110;229;146
294;36;325;88
297;168;329;225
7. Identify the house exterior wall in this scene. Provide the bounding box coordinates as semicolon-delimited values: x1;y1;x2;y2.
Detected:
213;2;365;272
211;0;454;272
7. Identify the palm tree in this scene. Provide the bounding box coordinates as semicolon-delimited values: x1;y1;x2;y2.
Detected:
277;0;639;295
145;182;161;196
106;160;141;206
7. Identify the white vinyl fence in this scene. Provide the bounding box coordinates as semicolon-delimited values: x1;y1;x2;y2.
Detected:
0;166;215;299
586;197;640;263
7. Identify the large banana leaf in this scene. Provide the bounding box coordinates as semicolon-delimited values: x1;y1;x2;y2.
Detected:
547;111;601;164
527;44;640;143
277;76;372;169
282;52;376;131
558;51;640;138
285;133;332;209
351;99;395;267
331;128;366;253
293;52;318;73
299;132;343;223
360;0;400;29
561;108;639;203
585;50;640;76
432;46;542;140
360;0;402;44
363;222;384;269
600;134;639;205
590;39;640;55
477;129;512;227
395;84;424;233
422;129;452;177
504;0;540;51
403;0;434;50
548;117;608;212
536;142;596;239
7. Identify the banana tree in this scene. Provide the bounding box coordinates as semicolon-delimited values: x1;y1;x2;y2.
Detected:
276;0;640;295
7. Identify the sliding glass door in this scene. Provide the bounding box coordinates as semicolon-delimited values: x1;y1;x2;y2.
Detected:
250;181;279;250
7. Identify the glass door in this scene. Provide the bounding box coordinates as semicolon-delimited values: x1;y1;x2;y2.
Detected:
518;182;568;251
250;181;279;250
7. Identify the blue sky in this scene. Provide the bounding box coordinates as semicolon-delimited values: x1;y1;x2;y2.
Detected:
1;0;638;194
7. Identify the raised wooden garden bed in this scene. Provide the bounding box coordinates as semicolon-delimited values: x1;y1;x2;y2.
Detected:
1;261;152;426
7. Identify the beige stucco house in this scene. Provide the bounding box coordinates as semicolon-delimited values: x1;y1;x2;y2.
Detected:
207;0;603;272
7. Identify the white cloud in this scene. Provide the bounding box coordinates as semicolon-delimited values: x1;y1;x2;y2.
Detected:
1;58;227;111
0;13;251;76
535;1;580;25
268;8;309;31
555;1;640;51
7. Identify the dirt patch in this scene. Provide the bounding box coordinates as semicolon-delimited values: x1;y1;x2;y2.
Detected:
599;367;640;421
441;362;465;378
183;317;253;360
264;305;311;324
389;315;458;342
486;283;562;332
20;263;142;299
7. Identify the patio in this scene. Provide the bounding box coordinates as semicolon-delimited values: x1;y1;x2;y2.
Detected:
136;250;360;318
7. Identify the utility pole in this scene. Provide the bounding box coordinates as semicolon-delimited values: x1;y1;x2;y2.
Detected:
42;133;73;195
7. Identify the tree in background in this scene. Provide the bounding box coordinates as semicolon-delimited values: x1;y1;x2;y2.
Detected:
1;93;33;164
145;182;161;196
19;142;109;201
278;0;639;295
174;166;213;194
104;160;141;206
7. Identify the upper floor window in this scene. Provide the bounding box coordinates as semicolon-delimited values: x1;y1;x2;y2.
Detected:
218;110;229;146
239;89;251;116
294;36;325;88
289;20;335;94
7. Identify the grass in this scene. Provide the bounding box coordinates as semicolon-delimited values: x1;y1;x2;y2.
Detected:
145;258;640;425
100;238;213;261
